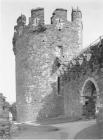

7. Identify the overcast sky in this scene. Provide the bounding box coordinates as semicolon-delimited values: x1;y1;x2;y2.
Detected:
0;0;103;103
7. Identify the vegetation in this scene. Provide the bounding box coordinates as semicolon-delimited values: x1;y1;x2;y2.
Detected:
10;102;17;121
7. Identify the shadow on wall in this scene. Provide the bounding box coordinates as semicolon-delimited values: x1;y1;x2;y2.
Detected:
36;82;64;121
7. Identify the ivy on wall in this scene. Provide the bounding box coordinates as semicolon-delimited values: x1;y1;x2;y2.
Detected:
56;37;103;83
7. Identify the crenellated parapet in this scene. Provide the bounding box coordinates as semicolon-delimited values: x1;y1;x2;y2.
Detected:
29;8;44;26
71;7;82;22
12;7;82;55
51;8;67;25
13;7;82;31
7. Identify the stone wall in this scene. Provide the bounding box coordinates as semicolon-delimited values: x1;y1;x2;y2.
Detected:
63;38;103;120
13;7;83;122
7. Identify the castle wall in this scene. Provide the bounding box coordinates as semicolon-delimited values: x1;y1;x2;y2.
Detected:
63;39;103;120
63;72;103;120
13;7;83;122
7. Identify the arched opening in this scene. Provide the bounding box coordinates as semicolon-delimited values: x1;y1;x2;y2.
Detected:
82;79;98;119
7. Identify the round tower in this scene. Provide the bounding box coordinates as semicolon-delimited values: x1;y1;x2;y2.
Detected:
13;8;64;123
13;7;83;123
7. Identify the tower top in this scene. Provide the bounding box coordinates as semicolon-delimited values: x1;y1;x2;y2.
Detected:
17;14;26;26
31;7;44;17
71;7;82;22
29;7;44;26
51;8;67;24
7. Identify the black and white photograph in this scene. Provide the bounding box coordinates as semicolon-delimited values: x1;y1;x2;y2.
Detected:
0;0;103;139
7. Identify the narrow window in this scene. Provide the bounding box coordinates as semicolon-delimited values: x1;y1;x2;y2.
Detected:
58;46;63;56
58;76;60;95
3;106;5;110
33;18;40;26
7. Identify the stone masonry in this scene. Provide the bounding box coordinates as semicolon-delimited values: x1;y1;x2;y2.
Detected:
62;37;103;120
13;7;83;122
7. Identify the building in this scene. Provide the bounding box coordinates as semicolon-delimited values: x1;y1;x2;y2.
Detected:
12;7;83;122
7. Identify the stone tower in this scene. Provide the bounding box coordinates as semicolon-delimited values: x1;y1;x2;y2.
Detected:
13;7;83;122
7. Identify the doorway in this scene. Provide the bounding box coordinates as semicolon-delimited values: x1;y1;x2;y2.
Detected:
82;80;97;119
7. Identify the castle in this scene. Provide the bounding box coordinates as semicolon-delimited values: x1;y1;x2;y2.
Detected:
13;7;83;122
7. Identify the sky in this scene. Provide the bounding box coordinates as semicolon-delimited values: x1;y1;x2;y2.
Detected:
0;0;103;103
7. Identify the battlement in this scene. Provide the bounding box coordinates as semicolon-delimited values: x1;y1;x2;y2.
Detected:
51;8;67;24
13;7;83;55
29;8;44;26
71;7;82;22
31;7;44;16
17;14;26;26
14;7;82;28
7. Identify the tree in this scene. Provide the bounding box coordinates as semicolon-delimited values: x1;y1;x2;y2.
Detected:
10;103;17;121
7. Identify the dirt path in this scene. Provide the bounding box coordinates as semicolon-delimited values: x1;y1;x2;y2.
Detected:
11;119;100;139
